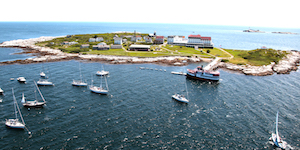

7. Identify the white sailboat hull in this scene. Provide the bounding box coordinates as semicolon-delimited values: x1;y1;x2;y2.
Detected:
5;119;25;129
172;94;189;103
72;80;88;86
89;85;108;94
23;100;46;107
37;79;53;86
96;70;109;76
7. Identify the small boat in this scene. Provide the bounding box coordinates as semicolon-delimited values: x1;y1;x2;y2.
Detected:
0;88;3;95
89;75;109;95
270;111;288;149
72;62;87;86
17;77;26;83
139;67;145;69
5;88;26;129
172;94;189;103
21;80;46;108
186;66;219;81
37;79;54;86
96;66;109;76
10;78;14;81
40;72;46;78
171;71;186;75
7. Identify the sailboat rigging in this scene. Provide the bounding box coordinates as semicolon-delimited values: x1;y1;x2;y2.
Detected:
5;88;26;129
72;62;87;86
22;80;47;107
172;80;189;103
89;75;109;94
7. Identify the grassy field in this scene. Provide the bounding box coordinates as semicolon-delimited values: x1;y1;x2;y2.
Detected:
35;33;289;66
224;48;288;66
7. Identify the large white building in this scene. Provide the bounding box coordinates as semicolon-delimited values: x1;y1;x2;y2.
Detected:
186;34;213;48
167;35;188;46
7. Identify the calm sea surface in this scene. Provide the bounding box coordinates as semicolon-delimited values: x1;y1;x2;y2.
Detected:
0;22;300;149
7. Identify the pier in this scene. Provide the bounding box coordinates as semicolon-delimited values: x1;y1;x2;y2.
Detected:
203;57;222;71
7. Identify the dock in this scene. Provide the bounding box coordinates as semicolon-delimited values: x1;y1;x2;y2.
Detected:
203;57;222;71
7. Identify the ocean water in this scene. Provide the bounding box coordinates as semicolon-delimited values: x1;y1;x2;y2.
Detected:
0;22;300;149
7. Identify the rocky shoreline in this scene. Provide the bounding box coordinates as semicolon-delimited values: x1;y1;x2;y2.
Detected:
1;36;300;76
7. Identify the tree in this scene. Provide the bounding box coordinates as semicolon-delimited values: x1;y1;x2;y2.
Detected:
207;50;211;53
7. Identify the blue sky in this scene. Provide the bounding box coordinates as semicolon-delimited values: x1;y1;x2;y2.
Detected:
1;0;299;28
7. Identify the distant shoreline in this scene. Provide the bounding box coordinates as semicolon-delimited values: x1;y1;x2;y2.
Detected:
1;36;300;76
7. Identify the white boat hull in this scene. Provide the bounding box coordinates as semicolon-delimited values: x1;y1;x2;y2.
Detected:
23;100;46;107
17;77;26;83
89;85;108;94
72;80;88;86
5;119;25;129
96;70;109;76
37;80;53;86
172;94;189;103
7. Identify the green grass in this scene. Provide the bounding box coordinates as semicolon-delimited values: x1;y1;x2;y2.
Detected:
35;33;289;66
224;48;288;66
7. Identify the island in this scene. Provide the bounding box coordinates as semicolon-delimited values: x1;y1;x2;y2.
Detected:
0;32;299;76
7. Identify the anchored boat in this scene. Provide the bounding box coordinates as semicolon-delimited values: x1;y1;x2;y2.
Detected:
186;66;219;81
6;88;26;129
21;80;46;108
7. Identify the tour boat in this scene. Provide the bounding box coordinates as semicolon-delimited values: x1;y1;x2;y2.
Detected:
6;88;26;129
21;81;46;107
89;75;109;94
186;66;219;81
17;77;26;83
270;111;288;149
72;62;87;86
37;79;54;86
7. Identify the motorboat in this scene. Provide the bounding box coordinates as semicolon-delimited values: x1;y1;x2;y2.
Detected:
17;77;26;83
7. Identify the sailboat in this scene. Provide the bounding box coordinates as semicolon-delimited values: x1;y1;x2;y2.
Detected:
172;81;189;103
270;111;287;149
72;62;87;86
21;80;46;107
89;75;109;94
5;88;26;129
37;79;54;86
96;65;109;76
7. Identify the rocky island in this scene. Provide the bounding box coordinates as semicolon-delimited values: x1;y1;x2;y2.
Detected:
0;33;299;76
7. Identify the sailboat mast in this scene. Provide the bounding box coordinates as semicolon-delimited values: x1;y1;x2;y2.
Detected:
185;80;188;99
34;80;46;103
100;76;103;89
12;88;26;125
105;75;109;91
79;62;83;81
